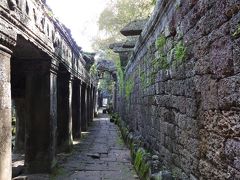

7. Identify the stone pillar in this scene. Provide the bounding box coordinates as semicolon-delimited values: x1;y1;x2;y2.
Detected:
91;86;95;120
94;88;98;116
72;79;81;139
0;46;12;180
24;61;58;173
98;90;102;107
113;83;117;111
57;68;73;152
87;85;91;125
14;98;25;153
89;86;93;122
81;83;87;131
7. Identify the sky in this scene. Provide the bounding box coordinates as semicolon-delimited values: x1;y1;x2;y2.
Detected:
46;0;109;52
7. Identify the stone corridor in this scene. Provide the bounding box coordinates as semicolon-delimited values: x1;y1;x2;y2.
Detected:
1;0;240;179
15;111;138;180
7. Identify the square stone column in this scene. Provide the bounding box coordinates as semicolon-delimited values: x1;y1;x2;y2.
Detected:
57;67;73;152
87;85;91;125
24;61;58;173
81;82;87;131
0;46;12;180
90;86;94;121
72;79;81;139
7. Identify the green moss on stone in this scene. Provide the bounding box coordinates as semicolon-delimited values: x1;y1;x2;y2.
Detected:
174;41;187;66
125;78;134;101
155;35;166;50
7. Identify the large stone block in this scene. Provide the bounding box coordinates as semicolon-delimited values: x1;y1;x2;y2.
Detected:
209;37;233;78
218;75;240;110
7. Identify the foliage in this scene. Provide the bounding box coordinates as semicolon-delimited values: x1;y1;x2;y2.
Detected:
93;0;154;51
134;148;145;171
159;55;169;69
98;0;153;36
115;57;124;94
155;35;166;50
151;0;157;5
98;73;114;93
89;63;97;76
125;77;134;100
232;24;240;38
154;34;170;70
174;41;187;66
134;148;150;179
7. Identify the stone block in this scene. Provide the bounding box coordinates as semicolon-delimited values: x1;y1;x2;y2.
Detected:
185;98;197;118
194;75;218;110
218;76;240;110
172;95;186;114
199;160;230;180
225;139;240;160
209;37;233;78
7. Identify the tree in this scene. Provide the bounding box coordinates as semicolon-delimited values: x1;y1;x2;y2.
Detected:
92;0;154;51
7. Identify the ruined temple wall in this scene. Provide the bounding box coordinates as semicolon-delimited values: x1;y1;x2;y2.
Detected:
117;0;240;179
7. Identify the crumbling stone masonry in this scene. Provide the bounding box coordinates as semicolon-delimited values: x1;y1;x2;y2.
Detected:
116;0;240;179
0;0;97;179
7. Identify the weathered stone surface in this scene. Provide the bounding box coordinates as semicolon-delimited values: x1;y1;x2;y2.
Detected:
0;48;12;180
120;19;148;36
115;0;240;179
55;113;138;179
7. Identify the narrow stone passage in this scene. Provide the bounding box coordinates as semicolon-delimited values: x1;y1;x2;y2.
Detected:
53;111;138;180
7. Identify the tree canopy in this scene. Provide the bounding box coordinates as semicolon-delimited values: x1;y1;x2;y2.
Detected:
92;0;154;51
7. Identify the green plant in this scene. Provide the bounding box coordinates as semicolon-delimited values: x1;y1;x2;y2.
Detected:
139;161;150;179
151;0;157;5
233;24;240;37
115;59;124;94
172;167;182;179
140;72;146;88
134;148;145;171
154;34;170;70
151;72;157;84
174;41;187;65
125;78;134;100
134;148;151;179
159;55;169;69
90;63;97;76
155;35;166;50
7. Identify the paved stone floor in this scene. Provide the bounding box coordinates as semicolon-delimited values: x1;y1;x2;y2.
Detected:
19;112;138;180
54;112;138;180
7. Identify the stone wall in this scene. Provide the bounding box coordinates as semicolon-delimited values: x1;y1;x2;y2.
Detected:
116;0;240;179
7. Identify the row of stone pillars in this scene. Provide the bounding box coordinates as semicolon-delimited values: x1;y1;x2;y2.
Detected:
0;44;97;179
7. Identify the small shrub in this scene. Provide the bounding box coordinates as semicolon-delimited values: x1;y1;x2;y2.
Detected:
233;24;240;38
155;35;166;50
159;55;169;69
125;78;134;100
174;41;187;65
151;0;157;5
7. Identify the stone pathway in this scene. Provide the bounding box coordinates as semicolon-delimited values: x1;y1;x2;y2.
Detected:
52;112;138;180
